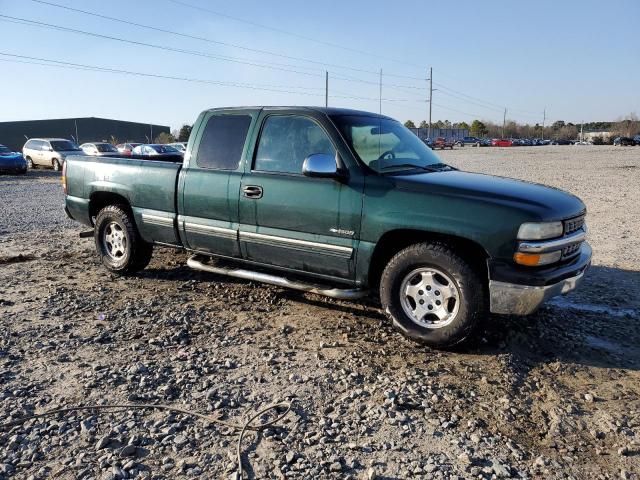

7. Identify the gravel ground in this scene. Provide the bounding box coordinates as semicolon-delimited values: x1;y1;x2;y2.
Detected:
1;147;639;480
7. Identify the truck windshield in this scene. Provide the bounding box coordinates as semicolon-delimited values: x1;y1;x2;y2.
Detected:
331;115;442;173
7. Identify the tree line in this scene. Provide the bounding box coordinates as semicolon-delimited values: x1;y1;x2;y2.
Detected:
404;113;639;143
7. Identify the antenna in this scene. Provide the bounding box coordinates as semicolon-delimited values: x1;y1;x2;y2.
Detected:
325;70;328;108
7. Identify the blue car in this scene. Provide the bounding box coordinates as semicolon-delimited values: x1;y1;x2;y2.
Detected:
0;144;27;174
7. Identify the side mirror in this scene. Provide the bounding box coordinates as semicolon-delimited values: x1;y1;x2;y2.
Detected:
302;153;340;178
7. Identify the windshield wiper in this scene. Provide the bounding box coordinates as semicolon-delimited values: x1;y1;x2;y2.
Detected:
380;162;455;173
424;163;456;171
379;163;426;171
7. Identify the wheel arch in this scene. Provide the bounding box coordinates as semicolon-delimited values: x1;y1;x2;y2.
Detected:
89;191;132;225
368;229;490;289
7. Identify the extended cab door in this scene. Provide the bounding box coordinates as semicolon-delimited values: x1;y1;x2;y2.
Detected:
178;110;257;257
238;111;364;282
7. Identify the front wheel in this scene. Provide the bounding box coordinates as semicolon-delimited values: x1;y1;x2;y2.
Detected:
26;157;34;169
380;242;486;348
52;159;61;171
94;205;153;274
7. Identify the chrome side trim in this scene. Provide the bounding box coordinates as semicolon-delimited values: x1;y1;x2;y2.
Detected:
141;213;174;227
187;255;367;300
240;231;352;257
489;267;588;315
519;229;586;253
184;222;237;240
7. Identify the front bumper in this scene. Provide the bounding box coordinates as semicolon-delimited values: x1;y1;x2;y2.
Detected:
489;242;591;315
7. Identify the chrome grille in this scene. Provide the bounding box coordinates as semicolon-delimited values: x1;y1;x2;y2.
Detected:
562;243;582;258
564;215;585;235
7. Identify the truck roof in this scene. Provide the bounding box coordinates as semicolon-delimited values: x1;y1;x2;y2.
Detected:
204;106;393;120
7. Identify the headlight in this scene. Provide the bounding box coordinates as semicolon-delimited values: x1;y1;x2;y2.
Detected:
517;221;563;240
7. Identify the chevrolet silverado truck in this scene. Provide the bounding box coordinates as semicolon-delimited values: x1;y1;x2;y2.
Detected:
63;107;591;348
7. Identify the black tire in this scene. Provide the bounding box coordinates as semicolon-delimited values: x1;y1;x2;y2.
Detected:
26;157;34;169
52;158;61;171
94;205;153;274
380;242;485;348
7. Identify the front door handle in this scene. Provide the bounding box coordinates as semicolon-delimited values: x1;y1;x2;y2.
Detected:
243;185;263;199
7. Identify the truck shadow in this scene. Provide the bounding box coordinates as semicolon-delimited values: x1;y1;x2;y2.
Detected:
141;255;640;372
472;265;640;373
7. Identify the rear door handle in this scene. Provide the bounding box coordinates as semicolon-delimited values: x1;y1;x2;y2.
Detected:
242;185;263;199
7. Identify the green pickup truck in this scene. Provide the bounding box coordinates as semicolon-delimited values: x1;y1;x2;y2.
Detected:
63;107;591;348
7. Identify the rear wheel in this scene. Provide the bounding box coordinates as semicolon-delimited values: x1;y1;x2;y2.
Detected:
52;158;61;171
380;242;485;348
94;205;153;274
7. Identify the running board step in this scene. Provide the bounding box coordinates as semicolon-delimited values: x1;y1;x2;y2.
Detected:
187;255;367;300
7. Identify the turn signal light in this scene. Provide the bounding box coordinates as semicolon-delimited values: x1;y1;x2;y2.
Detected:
514;251;562;266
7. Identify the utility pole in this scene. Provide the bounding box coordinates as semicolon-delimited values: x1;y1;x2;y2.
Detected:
378;69;382;115
542;108;546;141
325;70;328;108
428;67;433;140
502;108;507;139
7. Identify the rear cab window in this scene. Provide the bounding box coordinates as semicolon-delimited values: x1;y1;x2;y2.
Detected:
196;114;252;170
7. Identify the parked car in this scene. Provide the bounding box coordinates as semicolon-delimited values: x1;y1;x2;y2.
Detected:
421;137;433;148
63;106;591;349
116;143;142;156
491;139;513;147
433;137;454;149
168;142;187;153
480;138;492;147
22;138;81;171
81;142;120;156
0;144;27;174
131;144;183;160
633;135;640;145
550;139;571;145
456;136;481;147
613;137;635;146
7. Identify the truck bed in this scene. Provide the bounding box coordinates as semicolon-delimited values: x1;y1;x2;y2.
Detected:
65;154;182;245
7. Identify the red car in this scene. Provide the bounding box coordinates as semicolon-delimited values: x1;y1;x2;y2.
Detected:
433;137;454;149
491;139;513;147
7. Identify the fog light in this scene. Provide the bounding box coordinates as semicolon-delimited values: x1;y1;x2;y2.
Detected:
514;251;562;266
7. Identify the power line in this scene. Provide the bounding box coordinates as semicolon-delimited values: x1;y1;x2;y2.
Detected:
434;81;542;118
0;15;325;78
0;52;416;103
165;0;428;73
27;0;426;83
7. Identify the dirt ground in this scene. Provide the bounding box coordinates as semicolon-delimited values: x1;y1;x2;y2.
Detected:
1;145;639;480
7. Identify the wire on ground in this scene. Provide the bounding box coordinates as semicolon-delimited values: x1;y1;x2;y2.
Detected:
0;401;293;480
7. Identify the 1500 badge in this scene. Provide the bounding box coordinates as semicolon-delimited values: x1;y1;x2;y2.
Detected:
330;228;355;236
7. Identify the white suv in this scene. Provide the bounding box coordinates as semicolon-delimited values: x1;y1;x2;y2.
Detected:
23;138;81;171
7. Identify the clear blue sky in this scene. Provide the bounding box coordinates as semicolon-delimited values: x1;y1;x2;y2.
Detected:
0;0;638;130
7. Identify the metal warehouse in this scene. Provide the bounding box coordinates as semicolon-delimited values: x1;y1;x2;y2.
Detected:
0;117;170;152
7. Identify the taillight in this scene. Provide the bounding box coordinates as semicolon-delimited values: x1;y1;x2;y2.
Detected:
61;160;67;195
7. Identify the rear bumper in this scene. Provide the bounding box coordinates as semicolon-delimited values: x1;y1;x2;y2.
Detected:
64;195;92;227
489;242;591;315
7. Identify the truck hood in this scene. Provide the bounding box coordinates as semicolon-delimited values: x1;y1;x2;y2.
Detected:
391;170;585;221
